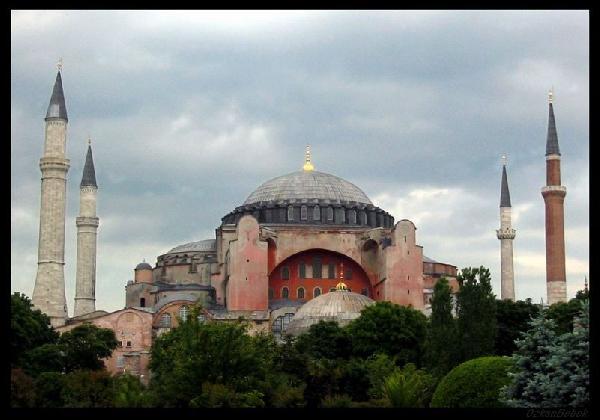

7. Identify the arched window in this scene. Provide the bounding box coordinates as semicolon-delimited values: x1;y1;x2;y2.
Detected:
348;209;357;224
281;287;289;299
361;211;367;225
345;266;353;280
328;262;336;279
268;288;274;299
297;287;305;299
160;313;172;328
313;287;322;298
313;256;322;278
301;205;307;220
327;207;334;221
179;305;189;322
313;205;320;221
287;205;294;221
281;266;290;280
299;262;306;279
140;297;146;307
271;313;295;340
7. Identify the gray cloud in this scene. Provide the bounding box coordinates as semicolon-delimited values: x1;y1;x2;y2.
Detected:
11;10;588;313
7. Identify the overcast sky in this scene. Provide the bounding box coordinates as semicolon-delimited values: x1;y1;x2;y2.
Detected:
11;10;589;315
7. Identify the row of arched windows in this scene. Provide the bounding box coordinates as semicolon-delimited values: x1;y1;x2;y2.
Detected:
158;305;190;328
286;205;367;224
280;261;353;280
270;286;321;300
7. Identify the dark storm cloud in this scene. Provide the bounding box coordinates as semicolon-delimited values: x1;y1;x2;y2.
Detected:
11;10;588;312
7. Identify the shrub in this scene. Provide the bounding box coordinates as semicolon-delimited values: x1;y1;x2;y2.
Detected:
321;394;353;408
430;356;513;408
382;363;437;408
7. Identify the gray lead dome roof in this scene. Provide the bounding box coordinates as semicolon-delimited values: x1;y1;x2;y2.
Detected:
243;170;373;205
167;239;216;254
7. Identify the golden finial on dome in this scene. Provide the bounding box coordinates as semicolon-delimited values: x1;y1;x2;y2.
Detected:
336;282;347;291
303;144;314;171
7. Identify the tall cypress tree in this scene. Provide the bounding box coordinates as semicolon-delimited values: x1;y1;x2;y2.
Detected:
424;277;458;377
456;266;497;362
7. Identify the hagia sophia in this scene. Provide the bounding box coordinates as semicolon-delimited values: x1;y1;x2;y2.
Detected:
28;67;569;383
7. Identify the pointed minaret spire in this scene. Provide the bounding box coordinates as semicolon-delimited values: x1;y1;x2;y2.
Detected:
546;88;560;156
303;144;314;171
45;61;68;121
497;155;516;301
80;140;97;188
500;155;511;208
74;137;100;317
584;275;588;293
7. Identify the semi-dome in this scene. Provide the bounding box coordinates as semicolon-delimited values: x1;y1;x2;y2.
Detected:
285;287;375;336
167;239;217;254
243;170;373;205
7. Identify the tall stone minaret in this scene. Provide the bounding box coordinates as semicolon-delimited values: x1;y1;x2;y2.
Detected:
541;89;568;305
32;64;70;327
496;157;516;301
73;140;99;317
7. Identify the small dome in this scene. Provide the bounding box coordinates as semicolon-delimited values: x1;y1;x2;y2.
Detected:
135;261;152;270
167;239;216;254
243;170;372;205
285;290;375;336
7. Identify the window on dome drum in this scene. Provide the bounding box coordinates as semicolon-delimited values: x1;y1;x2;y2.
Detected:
349;209;356;224
287;205;294;221
301;205;307;220
281;287;289;299
299;262;306;279
313;287;322;298
327;207;334;221
313;257;322;278
140;297;145;307
179;306;189;322
313;205;320;221
160;313;172;328
361;212;367;225
268;288;274;299
281;266;290;280
297;287;305;299
345;266;353;280
271;313;294;340
328;262;336;279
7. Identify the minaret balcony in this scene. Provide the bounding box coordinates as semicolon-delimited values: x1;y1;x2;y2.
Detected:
496;228;516;240
541;185;567;197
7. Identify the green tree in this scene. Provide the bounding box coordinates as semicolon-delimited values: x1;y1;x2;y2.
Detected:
545;298;584;335
294;320;352;360
113;374;153;408
34;372;66;408
61;370;116;408
10;292;58;368
149;318;273;407
495;298;540;356
347;301;428;366
456;266;497;362
10;368;36;408
382;363;437;408
59;323;118;372
424;277;458;377
430;356;514;408
502;302;589;408
23;343;65;376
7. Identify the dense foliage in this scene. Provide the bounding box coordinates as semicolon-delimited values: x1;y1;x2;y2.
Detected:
495;298;540;356
347;301;428;366
430;356;514;408
544;298;585;335
424;278;458;377
501;301;589;408
455;266;497;363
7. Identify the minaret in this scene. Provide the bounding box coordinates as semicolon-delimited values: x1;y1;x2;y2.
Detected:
73;139;99;317
541;89;568;304
496;156;516;301
32;61;70;327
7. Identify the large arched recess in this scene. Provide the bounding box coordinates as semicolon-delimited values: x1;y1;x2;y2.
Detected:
269;248;372;302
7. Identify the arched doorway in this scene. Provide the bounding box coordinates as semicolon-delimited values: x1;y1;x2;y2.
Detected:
269;249;372;302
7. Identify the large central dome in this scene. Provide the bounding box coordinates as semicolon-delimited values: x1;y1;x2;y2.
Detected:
243;170;373;205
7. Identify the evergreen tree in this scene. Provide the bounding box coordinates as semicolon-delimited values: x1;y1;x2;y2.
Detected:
424;277;458;377
501;302;589;408
495;298;540;356
455;266;497;362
